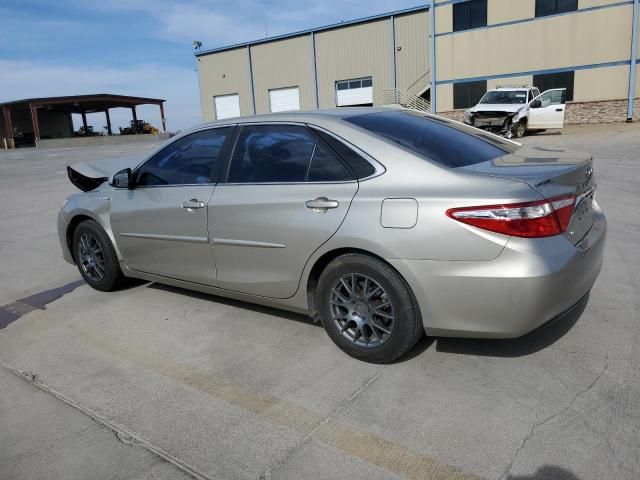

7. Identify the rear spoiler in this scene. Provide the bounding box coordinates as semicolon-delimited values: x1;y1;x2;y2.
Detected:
67;166;108;192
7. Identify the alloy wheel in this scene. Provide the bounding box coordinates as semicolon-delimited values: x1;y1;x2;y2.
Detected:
329;273;396;348
78;232;106;282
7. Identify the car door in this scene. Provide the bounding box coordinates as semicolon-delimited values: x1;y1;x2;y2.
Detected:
208;123;358;298
110;126;234;285
528;88;566;129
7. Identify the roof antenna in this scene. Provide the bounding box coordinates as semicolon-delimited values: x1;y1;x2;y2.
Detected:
264;22;269;37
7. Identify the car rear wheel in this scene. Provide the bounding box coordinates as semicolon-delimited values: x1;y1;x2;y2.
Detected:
73;219;125;291
316;254;423;363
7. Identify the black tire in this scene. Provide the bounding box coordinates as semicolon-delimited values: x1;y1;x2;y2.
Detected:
513;119;527;138
72;219;125;292
316;253;423;363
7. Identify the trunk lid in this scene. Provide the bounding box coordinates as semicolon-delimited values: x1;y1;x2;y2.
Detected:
67;154;145;192
460;145;596;244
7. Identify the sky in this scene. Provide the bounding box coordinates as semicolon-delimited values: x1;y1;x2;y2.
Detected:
0;0;422;132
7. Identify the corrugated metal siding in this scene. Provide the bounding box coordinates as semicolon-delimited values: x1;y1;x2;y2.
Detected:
250;36;314;113
198;48;252;121
315;19;393;108
394;11;430;92
436;5;634;81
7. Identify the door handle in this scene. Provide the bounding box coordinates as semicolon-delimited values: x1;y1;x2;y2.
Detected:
181;199;205;210
305;197;339;210
556;108;564;112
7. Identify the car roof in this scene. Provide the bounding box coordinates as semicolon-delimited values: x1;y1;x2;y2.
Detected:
175;107;396;136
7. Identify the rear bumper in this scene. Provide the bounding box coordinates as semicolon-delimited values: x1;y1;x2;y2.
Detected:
389;202;606;338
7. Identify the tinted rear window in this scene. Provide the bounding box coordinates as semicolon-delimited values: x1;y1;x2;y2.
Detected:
345;111;513;168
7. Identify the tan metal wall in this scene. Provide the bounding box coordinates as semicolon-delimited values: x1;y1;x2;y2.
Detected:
436;5;632;81
488;0;533;24
251;35;315;113
314;19;393;108
574;65;631;102
198;48;252;121
394;11;430;92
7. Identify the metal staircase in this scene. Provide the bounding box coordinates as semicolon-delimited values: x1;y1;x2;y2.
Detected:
381;71;432;113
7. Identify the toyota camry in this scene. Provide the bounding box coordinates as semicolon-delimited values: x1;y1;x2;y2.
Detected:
58;108;606;363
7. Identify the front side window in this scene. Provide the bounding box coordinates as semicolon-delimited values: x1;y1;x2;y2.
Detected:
453;0;487;32
536;89;566;108
136;128;231;186
346;111;513;169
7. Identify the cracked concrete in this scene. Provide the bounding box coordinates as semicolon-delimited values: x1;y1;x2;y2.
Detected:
1;124;639;479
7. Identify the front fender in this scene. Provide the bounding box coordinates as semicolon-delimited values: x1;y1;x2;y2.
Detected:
61;191;123;262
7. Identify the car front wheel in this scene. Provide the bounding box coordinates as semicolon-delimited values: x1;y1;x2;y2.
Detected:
316;254;423;363
72;219;125;292
513;120;527;138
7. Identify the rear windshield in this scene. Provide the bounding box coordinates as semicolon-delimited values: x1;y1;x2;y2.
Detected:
345;111;515;168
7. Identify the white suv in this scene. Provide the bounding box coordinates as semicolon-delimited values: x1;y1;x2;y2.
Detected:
463;86;567;138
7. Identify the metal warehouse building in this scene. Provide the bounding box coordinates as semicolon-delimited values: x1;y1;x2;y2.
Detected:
196;0;640;123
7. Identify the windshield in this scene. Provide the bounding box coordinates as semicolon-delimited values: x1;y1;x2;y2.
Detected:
479;90;528;104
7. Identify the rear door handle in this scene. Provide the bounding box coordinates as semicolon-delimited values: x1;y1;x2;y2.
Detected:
556;108;564;112
305;197;339;210
181;199;205;210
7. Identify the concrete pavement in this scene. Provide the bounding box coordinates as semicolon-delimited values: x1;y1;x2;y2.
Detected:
0;124;638;480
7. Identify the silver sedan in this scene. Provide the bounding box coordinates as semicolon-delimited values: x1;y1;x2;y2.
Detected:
58;108;606;363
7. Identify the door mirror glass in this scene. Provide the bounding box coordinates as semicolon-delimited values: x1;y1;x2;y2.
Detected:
111;168;132;188
530;99;542;109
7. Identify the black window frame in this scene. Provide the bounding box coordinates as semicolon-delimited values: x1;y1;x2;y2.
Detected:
453;0;487;32
453;79;488;109
535;0;578;18
533;71;574;102
132;126;235;187
222;123;360;184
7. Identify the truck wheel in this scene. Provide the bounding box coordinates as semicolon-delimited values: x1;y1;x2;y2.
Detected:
514;120;527;138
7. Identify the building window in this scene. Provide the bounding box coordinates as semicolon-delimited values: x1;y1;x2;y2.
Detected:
535;0;578;18
453;0;487;32
335;76;373;107
453;80;487;109
533;71;574;101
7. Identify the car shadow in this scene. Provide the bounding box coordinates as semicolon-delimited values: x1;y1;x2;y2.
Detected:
139;283;587;361
506;465;582;479
433;293;589;358
146;282;320;328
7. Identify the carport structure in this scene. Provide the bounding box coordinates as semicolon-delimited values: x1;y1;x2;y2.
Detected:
1;94;166;148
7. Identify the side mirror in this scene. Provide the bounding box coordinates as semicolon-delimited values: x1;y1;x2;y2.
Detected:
111;168;132;188
530;99;542;109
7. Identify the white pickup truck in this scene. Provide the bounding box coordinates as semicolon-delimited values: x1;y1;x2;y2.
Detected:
463;86;567;138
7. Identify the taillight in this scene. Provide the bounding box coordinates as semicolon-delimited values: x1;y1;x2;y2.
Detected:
446;195;576;238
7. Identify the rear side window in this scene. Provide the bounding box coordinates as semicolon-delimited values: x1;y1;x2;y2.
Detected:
346;111;512;168
307;142;353;182
228;125;316;183
314;130;376;179
136;127;231;186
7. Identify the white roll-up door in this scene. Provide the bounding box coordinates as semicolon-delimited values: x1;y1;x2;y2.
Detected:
336;77;373;107
269;87;300;112
214;94;240;120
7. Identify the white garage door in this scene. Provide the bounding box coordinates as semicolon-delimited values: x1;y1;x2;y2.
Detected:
269;87;300;112
336;77;373;107
214;94;240;120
